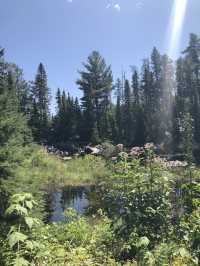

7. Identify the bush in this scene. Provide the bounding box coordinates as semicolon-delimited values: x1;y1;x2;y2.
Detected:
99;141;116;159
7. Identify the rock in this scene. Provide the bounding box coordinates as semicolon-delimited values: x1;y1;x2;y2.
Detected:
55;150;60;155
79;149;85;157
63;156;72;161
64;151;69;156
91;147;101;155
85;146;100;155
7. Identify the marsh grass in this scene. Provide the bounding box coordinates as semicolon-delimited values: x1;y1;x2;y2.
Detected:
55;154;109;187
1;146;109;218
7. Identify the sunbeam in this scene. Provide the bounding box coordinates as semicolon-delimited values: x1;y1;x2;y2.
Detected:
167;0;188;59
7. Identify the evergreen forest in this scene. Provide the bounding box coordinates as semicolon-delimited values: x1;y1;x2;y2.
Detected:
1;33;200;265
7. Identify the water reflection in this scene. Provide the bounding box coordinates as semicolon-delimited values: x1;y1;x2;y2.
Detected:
50;186;90;222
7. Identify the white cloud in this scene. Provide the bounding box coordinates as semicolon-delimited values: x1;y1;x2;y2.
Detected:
106;2;121;12
114;3;121;11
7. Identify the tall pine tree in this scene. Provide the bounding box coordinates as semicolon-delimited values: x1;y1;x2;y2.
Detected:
77;51;113;143
30;63;50;143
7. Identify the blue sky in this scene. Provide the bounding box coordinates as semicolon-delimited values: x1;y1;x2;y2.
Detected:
0;0;200;106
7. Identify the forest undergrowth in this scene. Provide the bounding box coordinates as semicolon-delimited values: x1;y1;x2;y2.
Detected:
1;145;200;266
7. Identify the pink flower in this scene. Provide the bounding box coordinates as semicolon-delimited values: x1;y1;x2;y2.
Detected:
144;143;155;150
130;146;143;157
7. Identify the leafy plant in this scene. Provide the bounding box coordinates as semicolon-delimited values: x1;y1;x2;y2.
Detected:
5;193;40;266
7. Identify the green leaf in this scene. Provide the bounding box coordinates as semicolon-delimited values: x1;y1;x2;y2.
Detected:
25;201;33;210
15;205;28;216
136;237;150;248
56;248;65;257
5;205;15;215
14;256;29;266
25;240;34;250
6;204;28;216
12;193;33;203
179;247;190;258
25;217;34;229
8;226;16;235
8;232;28;248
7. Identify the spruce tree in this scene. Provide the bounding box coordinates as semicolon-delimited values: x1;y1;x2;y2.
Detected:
132;70;140;105
183;34;200;145
52;90;83;148
0;50;31;178
183;33;200;78
77;51;113;143
141;59;155;143
132;70;146;146
30;63;50;143
173;34;200;158
0;48;6;94
6;64;31;115
115;78;123;143
74;97;82;141
123;79;133;146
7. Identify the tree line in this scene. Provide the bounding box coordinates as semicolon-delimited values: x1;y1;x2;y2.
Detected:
1;33;200;158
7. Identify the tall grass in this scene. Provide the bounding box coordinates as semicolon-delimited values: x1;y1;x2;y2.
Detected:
1;147;109;217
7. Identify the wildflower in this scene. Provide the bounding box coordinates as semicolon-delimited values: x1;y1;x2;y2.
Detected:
130;146;143;157
144;143;155;150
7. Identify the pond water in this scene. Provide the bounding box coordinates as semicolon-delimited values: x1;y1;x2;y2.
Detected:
49;186;90;222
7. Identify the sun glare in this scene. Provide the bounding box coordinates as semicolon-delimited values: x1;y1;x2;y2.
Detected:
167;0;188;58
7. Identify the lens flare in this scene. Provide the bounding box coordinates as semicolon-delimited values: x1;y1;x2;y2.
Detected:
167;0;188;58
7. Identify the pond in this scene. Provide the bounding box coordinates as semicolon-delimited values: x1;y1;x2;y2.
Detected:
49;186;90;222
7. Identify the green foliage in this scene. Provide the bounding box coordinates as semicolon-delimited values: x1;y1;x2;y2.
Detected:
96;148;172;246
4;193;40;266
52;91;82;145
77;51;113;143
0;49;32;217
1;33;200;266
123;79;134;146
29;63;50;143
91;146;200;264
1;147;109;222
99;141;116;159
1;193;123;265
1;150;200;266
174;33;200;158
2;181;199;266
